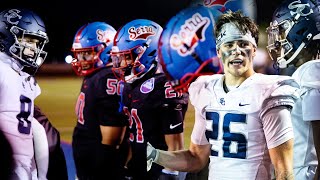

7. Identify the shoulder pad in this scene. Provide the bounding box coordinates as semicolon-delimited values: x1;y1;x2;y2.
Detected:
292;60;320;88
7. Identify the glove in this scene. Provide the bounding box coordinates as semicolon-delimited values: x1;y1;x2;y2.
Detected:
146;142;159;171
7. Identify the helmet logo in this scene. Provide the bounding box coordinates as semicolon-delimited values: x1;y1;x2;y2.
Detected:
4;9;22;25
128;26;156;41
288;0;313;17
170;13;210;57
203;0;234;12
97;29;115;45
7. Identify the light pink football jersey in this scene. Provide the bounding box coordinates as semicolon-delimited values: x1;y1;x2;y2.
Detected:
0;53;41;179
189;73;299;180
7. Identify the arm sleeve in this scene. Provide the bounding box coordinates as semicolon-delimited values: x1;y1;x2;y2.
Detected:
161;103;187;134
302;88;320;121
262;106;293;149
191;107;209;145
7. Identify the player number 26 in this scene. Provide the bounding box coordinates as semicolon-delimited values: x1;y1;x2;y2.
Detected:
205;112;247;159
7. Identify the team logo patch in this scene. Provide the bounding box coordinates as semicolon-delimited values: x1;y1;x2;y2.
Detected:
220;98;225;105
140;77;155;94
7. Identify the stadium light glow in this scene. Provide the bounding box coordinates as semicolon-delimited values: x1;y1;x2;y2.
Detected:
65;55;73;64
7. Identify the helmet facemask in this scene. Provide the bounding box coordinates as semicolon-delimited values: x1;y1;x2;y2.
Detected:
111;42;151;83
9;25;48;72
266;19;295;68
71;44;105;76
267;10;317;68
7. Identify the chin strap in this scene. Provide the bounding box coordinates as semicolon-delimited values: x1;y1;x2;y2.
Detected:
277;32;313;68
277;41;306;68
125;60;158;83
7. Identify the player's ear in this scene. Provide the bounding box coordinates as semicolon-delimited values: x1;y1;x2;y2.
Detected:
252;47;257;57
217;48;222;59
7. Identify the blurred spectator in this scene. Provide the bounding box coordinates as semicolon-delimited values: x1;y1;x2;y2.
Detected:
253;48;278;75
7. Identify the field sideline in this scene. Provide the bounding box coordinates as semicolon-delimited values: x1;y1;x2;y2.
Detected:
35;76;196;147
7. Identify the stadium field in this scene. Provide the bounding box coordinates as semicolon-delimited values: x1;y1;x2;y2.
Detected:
35;76;196;146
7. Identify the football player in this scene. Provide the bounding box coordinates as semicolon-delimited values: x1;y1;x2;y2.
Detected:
111;19;189;180
267;0;320;179
0;8;49;179
70;22;128;180
147;10;300;180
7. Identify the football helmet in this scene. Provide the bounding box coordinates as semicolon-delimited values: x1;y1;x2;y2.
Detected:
71;22;116;76
189;0;257;22
158;6;223;93
0;8;49;73
111;19;163;82
266;0;320;68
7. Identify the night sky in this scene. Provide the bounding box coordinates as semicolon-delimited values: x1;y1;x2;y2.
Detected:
2;0;284;63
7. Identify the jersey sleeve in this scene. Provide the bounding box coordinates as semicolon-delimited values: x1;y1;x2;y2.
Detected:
262;106;293;149
302;88;320;121
189;75;220;145
191;107;209;145
259;76;299;118
189;75;221;109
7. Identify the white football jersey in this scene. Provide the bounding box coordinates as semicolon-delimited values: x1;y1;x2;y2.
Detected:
189;73;299;180
291;60;320;180
0;52;41;179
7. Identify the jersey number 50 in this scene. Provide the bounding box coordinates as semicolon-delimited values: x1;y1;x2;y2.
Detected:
206;112;247;159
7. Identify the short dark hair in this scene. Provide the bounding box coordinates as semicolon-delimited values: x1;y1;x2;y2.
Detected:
214;11;259;46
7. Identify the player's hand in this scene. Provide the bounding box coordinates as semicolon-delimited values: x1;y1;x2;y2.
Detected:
146;142;159;171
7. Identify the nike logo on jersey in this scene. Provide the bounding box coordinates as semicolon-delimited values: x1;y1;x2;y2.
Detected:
239;103;250;106
170;122;182;129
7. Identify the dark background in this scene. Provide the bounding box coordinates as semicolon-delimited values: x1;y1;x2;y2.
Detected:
2;0;284;63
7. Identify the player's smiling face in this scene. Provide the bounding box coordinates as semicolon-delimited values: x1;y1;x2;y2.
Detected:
218;40;256;77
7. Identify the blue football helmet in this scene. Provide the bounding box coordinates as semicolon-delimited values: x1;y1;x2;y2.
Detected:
0;8;49;73
189;0;257;22
158;6;223;93
71;22;116;76
111;19;163;82
266;0;320;68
